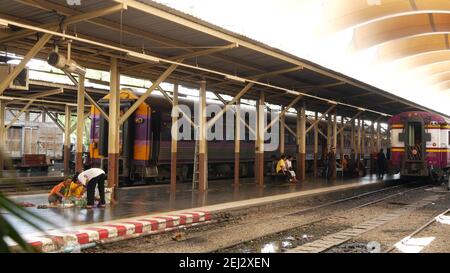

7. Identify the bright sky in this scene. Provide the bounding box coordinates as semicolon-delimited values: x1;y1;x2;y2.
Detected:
155;0;450;116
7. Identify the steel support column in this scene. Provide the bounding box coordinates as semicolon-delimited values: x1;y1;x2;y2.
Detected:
313;112;318;176
297;104;306;181
198;80;208;192
0;100;5;170
376;122;381;152
357;119;362;163
351;119;355;152
332;111;337;180
170;83;179;192
64;105;71;172
279;105;285;155
107;58;120;195
255;92;265;186
234;99;241;186
327;113;332;152
75;74;85;172
340;116;344;167
361;119;366;166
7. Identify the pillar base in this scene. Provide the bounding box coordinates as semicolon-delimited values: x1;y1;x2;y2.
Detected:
170;152;177;191
198;153;207;192
234;152;240;186
63;145;70;172
107;153;119;188
313;153;318;176
256;152;264;186
75;152;83;172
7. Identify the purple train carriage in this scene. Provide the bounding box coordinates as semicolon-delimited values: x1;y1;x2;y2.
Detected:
388;111;450;182
89;90;344;184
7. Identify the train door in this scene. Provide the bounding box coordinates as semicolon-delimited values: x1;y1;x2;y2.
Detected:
406;122;424;161
150;110;161;165
402;119;430;176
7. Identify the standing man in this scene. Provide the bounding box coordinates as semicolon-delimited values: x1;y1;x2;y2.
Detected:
74;168;106;209
377;149;386;179
327;146;336;180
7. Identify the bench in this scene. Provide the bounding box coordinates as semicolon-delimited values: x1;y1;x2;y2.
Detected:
16;154;50;172
267;172;289;182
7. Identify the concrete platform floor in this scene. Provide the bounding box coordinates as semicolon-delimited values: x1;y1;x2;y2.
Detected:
5;174;399;236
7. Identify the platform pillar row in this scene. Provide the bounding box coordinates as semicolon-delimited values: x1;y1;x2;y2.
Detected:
107;58;120;197
0;100;5;170
339;115;344;168
361;118;366;164
279;105;285;155
331;110;337;180
64;105;71;172
198;80;208;192
357;118;362;163
376;122;381;152
234;98;241;186
297;103;306;181
170;83;179;192
351;118;355;153
75;74;85;173
313;111;318;176
255;92;265;186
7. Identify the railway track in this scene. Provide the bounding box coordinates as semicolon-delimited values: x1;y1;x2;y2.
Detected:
86;181;433;253
385;208;450;253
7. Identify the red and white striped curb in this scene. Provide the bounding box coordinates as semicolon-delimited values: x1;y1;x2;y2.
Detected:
20;210;212;252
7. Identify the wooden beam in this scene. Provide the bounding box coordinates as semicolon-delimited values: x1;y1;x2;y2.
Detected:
122;43;238;72
198;80;208;192
75;74;85;172
5;100;33;130
63;71;109;122
119;63;180;125
0;32;53;95
306;105;336;133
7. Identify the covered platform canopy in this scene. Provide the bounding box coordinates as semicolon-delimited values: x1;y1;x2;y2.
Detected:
0;0;448;193
0;0;446;119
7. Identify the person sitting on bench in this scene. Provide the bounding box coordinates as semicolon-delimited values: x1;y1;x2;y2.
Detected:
285;155;298;183
276;154;291;182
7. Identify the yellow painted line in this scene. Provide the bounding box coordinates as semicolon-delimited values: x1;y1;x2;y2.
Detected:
426;149;450;153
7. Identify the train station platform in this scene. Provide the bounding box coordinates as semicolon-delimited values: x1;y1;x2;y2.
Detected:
6;174;399;252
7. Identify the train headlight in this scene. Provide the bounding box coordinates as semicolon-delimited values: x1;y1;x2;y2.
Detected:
432;142;437;147
412;149;418;155
135;117;144;124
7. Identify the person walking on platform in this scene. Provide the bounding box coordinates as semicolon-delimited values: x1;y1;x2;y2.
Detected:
349;149;357;177
74;168;106;209
326;146;336;180
377;149;386;179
